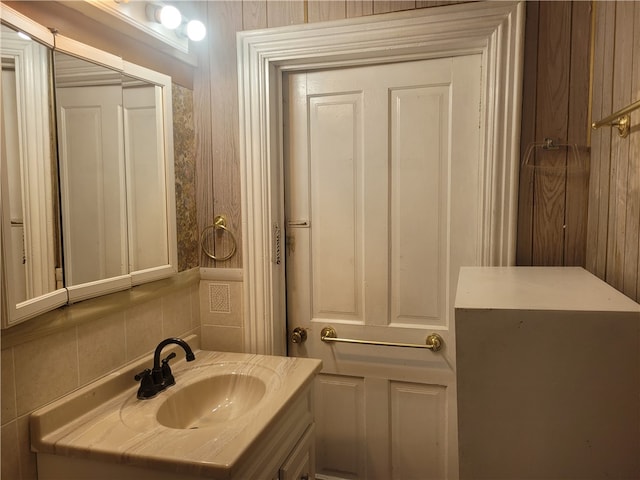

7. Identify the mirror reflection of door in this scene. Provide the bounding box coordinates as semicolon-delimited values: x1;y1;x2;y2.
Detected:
122;75;168;272
0;24;60;304
54;51;128;286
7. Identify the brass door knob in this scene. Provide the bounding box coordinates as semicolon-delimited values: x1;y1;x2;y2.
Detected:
291;327;307;344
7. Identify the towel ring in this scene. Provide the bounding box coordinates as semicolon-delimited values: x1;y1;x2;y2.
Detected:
201;215;237;261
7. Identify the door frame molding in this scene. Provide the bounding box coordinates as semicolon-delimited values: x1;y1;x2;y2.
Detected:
237;1;525;355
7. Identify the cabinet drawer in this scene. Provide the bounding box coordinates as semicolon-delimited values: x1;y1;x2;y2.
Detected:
279;424;315;480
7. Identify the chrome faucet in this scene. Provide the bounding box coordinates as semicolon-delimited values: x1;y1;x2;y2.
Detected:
134;337;195;399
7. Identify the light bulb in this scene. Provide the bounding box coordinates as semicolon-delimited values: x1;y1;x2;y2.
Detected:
159;5;182;30
186;20;206;41
17;31;31;41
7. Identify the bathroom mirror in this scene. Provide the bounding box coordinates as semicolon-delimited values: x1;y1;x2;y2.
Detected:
0;18;67;327
121;65;176;285
1;5;177;326
54;48;129;298
53;35;177;304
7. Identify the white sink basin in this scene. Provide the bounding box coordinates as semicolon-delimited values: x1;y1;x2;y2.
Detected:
156;373;267;429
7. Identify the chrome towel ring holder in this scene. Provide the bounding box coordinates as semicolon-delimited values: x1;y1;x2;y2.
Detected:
200;215;237;261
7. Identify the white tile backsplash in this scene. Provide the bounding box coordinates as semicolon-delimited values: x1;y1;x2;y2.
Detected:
1;274;200;480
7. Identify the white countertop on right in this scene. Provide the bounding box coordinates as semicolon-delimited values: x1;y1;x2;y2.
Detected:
455;266;640;312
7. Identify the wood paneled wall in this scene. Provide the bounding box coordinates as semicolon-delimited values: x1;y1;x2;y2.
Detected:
516;1;592;268
194;0;467;268
588;1;640;302
197;1;640;304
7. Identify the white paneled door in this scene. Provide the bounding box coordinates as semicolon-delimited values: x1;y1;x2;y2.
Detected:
285;56;483;480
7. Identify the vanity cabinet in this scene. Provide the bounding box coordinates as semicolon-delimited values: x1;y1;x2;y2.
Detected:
38;420;316;480
223;386;316;480
31;350;321;480
278;424;315;480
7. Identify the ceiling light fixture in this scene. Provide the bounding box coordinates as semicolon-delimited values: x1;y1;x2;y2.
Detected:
146;3;207;42
146;4;182;30
185;20;206;42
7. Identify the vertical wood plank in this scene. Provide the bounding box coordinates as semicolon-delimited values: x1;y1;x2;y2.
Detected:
585;1;601;274
519;1;591;270
373;1;416;14
587;0;640;302
243;1;268;30
347;0;373;17
516;1;540;266
308;1;346;22
624;2;640;299
564;1;591;266
532;1;571;265
194;2;215;269
594;1;618;284
635;3;640;301
208;1;244;268
606;0;634;290
266;0;306;27
586;1;616;278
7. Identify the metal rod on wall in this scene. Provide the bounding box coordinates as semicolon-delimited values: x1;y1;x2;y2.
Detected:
592;98;640;138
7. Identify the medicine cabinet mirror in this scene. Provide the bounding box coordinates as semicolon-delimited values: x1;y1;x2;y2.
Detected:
1;6;177;328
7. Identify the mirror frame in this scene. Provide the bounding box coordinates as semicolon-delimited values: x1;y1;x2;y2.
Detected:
0;6;67;326
121;60;177;288
0;5;178;326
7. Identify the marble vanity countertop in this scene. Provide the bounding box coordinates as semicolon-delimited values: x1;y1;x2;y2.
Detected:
30;348;322;478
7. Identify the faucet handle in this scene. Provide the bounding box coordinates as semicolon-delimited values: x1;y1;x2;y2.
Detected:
161;353;176;387
134;368;151;381
162;352;176;363
134;369;158;399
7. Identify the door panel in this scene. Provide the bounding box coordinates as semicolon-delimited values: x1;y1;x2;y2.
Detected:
310;94;362;320
123;85;168;272
390;85;449;326
315;375;366;479
286;55;482;479
390;381;446;479
57;85;127;286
